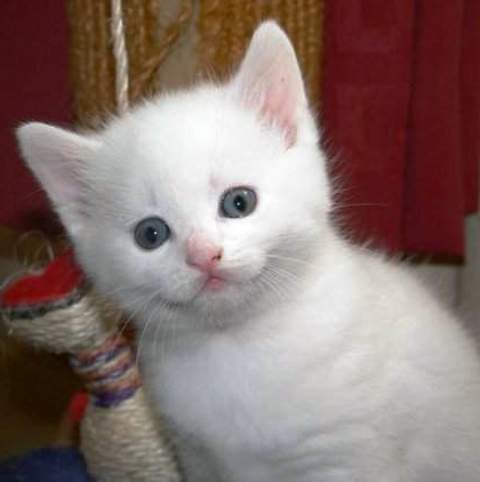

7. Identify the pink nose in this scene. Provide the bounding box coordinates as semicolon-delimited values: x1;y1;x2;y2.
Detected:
186;233;223;273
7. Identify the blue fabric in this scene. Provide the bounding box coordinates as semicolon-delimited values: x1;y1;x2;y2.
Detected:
0;447;95;482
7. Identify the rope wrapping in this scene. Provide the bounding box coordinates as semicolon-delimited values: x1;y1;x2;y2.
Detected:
1;279;181;481
110;0;130;114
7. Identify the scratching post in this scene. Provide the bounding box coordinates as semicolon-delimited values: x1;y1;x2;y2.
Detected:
0;251;181;482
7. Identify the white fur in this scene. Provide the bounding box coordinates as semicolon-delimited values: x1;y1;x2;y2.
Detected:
17;22;480;482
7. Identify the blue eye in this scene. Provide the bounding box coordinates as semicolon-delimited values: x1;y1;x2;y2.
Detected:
134;217;170;250
220;187;257;218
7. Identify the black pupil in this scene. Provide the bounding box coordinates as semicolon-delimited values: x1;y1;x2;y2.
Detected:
234;195;247;212
145;226;159;244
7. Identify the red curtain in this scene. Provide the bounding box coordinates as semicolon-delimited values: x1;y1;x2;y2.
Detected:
322;0;479;257
0;1;71;235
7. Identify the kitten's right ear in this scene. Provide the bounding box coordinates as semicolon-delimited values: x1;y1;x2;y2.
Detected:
230;21;307;147
16;122;100;236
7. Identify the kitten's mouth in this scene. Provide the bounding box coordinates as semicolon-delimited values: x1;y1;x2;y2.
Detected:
202;275;226;292
150;275;231;309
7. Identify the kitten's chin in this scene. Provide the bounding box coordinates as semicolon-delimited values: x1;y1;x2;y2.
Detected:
190;280;245;310
189;275;272;323
119;266;269;329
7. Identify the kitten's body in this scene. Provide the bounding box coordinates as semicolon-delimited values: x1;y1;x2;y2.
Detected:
144;238;480;482
17;22;480;482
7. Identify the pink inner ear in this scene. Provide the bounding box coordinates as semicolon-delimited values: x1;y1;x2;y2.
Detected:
233;23;306;149
259;76;298;148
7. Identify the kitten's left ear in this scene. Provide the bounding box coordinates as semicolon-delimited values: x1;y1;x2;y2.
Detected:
231;21;307;147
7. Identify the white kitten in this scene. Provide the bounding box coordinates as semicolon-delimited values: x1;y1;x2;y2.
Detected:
17;21;480;482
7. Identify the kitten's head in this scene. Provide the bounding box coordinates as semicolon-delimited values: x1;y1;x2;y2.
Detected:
16;22;331;326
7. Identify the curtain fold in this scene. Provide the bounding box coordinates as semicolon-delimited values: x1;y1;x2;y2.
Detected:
322;0;479;257
0;1;71;238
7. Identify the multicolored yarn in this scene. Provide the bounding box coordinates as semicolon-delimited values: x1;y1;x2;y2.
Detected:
70;334;141;408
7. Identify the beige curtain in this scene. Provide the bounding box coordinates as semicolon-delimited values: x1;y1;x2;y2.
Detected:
67;0;323;127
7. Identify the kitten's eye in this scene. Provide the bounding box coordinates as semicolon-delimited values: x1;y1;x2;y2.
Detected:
220;187;257;218
134;217;170;250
